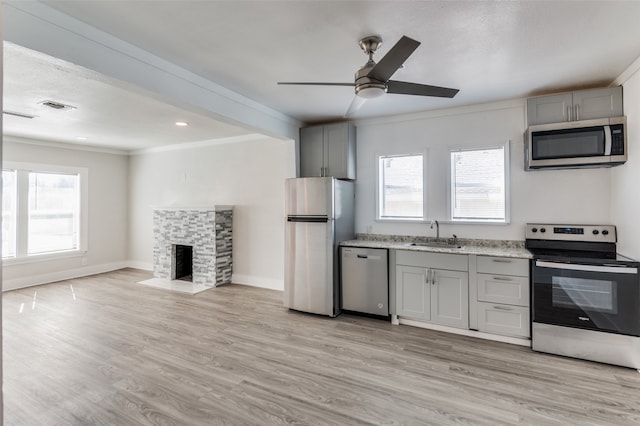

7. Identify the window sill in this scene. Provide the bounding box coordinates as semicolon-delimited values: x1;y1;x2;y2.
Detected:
374;218;510;225
449;220;510;225
376;218;426;223
3;250;87;266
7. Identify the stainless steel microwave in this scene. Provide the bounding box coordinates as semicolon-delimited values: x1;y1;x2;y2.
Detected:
525;116;627;170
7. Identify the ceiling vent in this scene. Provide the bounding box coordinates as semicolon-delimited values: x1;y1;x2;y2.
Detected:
3;110;37;119
39;100;76;111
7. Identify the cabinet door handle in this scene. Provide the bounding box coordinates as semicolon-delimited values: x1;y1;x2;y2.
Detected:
425;268;430;285
575;104;580;121
431;269;436;286
492;259;512;263
492;276;513;282
493;305;513;311
567;105;572;121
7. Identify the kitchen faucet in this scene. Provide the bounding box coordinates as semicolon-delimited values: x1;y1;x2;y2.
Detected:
430;220;439;239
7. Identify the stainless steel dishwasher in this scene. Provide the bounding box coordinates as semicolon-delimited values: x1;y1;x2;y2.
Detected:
341;247;389;317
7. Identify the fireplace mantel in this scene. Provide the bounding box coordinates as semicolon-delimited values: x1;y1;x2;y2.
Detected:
152;205;233;212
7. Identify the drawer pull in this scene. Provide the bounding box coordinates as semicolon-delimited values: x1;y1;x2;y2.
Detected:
493;305;513;311
492;259;512;263
492;276;513;282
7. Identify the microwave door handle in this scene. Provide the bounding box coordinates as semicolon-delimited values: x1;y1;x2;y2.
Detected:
604;125;612;155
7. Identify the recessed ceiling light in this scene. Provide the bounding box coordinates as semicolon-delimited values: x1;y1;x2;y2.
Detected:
175;121;189;127
76;136;88;141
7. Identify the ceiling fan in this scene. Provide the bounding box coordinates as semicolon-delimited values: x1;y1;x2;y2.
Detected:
278;35;459;116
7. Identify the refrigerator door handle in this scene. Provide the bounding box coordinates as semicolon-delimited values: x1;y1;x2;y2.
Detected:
287;216;330;223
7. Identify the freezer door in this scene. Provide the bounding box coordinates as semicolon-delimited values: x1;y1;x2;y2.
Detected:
285;177;334;217
284;218;335;316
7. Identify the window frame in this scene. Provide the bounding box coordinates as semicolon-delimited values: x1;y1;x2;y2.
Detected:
447;142;510;224
3;161;89;264
375;151;427;222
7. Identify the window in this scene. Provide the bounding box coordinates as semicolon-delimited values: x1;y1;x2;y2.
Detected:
377;153;425;221
2;163;87;261
450;144;509;222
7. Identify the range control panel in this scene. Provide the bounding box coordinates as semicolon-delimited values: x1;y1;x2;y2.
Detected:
525;223;617;243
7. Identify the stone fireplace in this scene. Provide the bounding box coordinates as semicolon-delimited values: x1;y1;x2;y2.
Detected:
152;206;232;287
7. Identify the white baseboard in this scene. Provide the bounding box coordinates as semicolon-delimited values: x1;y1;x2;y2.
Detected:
231;274;284;291
2;261;130;292
398;317;532;347
126;261;153;271
2;261;284;292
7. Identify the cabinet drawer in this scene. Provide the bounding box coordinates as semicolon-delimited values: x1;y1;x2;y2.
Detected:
397;250;468;271
477;273;529;307
477;302;530;338
477;256;528;277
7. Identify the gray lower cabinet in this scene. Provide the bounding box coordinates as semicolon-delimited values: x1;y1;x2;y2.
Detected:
300;122;356;179
476;302;529;338
431;269;469;328
396;265;429;319
474;256;530;338
396;251;469;329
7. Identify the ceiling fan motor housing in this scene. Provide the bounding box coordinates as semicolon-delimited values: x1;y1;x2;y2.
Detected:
354;66;386;98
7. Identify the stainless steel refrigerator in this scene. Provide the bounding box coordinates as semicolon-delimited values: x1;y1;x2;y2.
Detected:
284;177;355;317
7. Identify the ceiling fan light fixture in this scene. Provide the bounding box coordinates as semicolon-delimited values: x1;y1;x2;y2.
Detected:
356;84;386;99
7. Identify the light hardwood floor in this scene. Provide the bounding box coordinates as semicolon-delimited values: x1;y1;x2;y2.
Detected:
3;268;640;425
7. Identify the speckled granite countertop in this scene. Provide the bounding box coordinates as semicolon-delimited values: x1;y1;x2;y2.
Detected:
341;234;532;259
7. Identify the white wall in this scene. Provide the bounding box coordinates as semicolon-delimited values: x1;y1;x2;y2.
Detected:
355;100;612;241
612;60;640;260
128;135;296;290
2;139;130;290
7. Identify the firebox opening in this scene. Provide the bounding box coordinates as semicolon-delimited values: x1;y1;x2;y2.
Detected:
174;244;193;282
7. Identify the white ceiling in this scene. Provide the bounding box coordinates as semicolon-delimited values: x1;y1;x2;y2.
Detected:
5;1;640;150
3;42;255;152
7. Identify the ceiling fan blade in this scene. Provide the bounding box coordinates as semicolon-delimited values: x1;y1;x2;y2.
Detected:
387;80;459;98
366;36;420;82
277;82;355;86
344;96;366;117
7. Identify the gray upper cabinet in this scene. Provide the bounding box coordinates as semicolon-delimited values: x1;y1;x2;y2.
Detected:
300;125;325;178
300;122;356;180
527;86;623;126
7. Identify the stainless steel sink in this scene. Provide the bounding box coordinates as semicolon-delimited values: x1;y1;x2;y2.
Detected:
408;241;463;249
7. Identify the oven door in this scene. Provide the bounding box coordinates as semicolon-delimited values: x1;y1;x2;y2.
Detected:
532;260;640;336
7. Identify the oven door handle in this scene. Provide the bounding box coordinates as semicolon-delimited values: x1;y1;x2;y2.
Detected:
535;260;638;274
